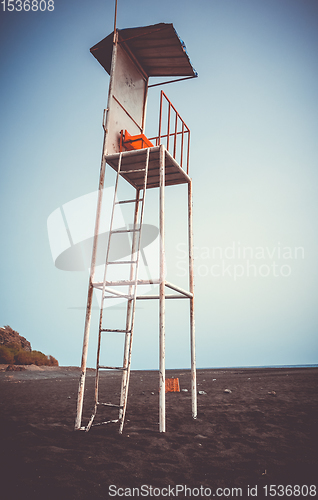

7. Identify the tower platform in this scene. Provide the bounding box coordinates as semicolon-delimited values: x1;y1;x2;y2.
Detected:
106;146;191;190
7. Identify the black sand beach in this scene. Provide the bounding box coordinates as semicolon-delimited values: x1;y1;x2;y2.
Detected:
0;366;317;499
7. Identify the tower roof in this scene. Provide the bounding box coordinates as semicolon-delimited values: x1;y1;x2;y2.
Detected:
90;23;197;78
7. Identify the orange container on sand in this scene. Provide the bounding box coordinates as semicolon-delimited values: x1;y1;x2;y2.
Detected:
165;378;180;393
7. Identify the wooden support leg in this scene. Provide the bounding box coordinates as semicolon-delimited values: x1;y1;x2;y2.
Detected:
188;180;197;419
159;144;166;432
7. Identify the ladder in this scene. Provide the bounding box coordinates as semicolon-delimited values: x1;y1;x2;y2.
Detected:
85;149;150;433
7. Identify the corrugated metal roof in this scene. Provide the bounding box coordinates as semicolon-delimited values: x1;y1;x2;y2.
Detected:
90;23;197;78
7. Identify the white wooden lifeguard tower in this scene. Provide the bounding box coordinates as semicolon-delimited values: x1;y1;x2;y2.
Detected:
74;15;198;433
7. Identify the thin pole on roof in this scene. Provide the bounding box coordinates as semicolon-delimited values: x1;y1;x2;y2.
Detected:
113;0;118;40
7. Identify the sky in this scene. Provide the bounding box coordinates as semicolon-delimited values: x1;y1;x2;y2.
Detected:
0;0;317;369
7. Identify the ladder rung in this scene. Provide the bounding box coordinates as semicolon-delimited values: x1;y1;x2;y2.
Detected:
91;419;119;427
121;168;146;174
107;260;137;265
100;328;131;333
116;198;142;205
111;228;140;233
98;365;128;370
103;295;133;300
98;402;123;408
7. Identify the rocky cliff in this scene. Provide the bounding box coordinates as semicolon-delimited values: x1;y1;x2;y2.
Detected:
0;325;31;352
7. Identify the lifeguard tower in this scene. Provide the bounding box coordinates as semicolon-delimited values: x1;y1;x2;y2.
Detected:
75;19;198;433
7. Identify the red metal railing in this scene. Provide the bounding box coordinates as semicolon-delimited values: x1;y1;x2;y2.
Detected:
149;91;190;175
